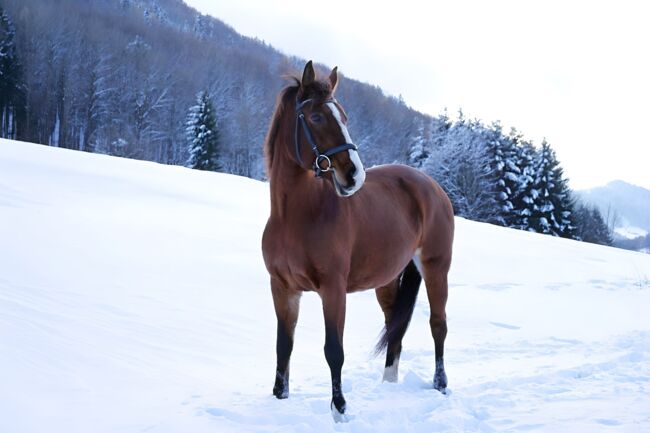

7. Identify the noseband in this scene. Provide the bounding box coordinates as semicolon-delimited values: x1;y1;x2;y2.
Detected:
294;98;358;177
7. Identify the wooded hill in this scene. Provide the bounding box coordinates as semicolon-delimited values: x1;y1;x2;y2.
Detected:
1;0;429;179
0;0;615;245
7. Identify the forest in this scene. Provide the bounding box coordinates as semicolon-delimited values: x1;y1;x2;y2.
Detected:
0;0;612;245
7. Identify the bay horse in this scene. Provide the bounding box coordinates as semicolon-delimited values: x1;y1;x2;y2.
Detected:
261;61;454;421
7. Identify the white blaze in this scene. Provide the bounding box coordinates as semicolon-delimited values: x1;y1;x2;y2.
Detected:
326;102;353;143
325;102;366;195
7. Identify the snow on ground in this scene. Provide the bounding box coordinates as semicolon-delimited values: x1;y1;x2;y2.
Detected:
1;139;650;433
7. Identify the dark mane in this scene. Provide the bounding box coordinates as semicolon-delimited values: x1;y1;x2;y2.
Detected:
264;78;299;177
264;76;334;177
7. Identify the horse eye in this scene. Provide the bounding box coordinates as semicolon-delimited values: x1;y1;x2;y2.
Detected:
309;113;324;123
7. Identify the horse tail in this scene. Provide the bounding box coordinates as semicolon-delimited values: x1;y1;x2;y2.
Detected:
374;260;422;355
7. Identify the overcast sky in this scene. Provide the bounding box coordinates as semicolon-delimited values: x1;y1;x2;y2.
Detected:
185;0;650;190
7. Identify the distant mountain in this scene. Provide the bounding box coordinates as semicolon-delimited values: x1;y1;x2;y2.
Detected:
577;180;650;235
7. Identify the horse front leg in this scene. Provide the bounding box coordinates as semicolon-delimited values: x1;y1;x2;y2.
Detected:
319;285;347;421
270;277;302;399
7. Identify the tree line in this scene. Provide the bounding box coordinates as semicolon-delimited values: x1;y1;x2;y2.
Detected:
403;112;610;244
0;0;613;246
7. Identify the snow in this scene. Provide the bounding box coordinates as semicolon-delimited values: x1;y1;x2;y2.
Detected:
2;138;650;433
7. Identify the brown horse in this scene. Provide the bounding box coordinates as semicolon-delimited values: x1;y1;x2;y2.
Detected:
261;61;454;421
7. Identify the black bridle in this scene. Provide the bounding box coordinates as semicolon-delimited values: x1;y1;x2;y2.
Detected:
294;97;358;177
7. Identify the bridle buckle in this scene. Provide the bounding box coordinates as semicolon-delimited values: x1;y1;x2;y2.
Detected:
315;154;333;175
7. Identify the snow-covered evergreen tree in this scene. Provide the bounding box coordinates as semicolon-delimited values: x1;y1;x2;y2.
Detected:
0;7;25;139
527;140;575;237
573;201;613;245
508;131;536;230
486;122;521;226
186;91;221;171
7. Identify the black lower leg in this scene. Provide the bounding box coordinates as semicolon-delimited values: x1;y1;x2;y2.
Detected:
324;323;346;414
434;356;447;392
273;321;293;399
385;342;402;368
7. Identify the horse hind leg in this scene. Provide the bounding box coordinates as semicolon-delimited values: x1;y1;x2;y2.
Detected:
375;278;401;382
270;277;302;399
375;260;422;382
419;252;450;393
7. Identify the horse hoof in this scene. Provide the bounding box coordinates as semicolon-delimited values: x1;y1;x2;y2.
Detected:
330;401;349;423
273;386;288;399
433;371;447;394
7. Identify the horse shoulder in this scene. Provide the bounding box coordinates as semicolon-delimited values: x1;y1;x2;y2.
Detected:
364;163;454;248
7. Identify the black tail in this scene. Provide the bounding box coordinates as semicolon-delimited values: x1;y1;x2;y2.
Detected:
374;260;422;355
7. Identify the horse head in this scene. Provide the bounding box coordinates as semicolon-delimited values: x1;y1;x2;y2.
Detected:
294;61;366;197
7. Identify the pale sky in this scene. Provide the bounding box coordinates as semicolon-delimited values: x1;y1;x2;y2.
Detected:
185;0;650;190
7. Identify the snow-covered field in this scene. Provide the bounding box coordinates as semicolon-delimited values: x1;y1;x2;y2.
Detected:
1;139;650;433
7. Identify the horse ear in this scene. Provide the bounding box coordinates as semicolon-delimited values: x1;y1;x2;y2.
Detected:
301;60;315;88
329;66;339;93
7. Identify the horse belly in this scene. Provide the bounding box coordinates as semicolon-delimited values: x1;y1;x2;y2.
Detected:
347;226;419;292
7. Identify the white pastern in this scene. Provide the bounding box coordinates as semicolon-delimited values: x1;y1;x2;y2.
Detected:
383;359;399;383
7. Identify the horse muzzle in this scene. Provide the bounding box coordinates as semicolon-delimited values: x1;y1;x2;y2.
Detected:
332;149;366;197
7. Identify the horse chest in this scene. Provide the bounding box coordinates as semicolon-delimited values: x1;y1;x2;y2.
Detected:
263;222;318;286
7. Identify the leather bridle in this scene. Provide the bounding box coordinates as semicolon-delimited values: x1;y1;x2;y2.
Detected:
294;97;358;177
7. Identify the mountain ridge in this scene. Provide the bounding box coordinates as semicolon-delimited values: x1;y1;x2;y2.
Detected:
577;180;650;234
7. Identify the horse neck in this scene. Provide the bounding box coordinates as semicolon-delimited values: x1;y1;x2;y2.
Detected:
269;148;314;216
268;119;330;218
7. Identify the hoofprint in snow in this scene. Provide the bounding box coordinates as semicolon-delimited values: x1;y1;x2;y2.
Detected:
1;139;650;433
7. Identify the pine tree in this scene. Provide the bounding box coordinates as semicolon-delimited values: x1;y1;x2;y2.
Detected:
527;140;575;237
0;7;25;139
486;122;521;226
186;91;221;171
574;202;613;245
510;133;537;230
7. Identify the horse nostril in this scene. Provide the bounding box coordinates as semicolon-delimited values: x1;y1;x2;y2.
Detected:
347;166;356;185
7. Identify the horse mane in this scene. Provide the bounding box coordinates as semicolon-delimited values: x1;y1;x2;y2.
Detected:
264;76;334;177
264;78;299;177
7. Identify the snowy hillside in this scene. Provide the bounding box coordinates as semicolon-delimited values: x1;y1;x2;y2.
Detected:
2;139;650;433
